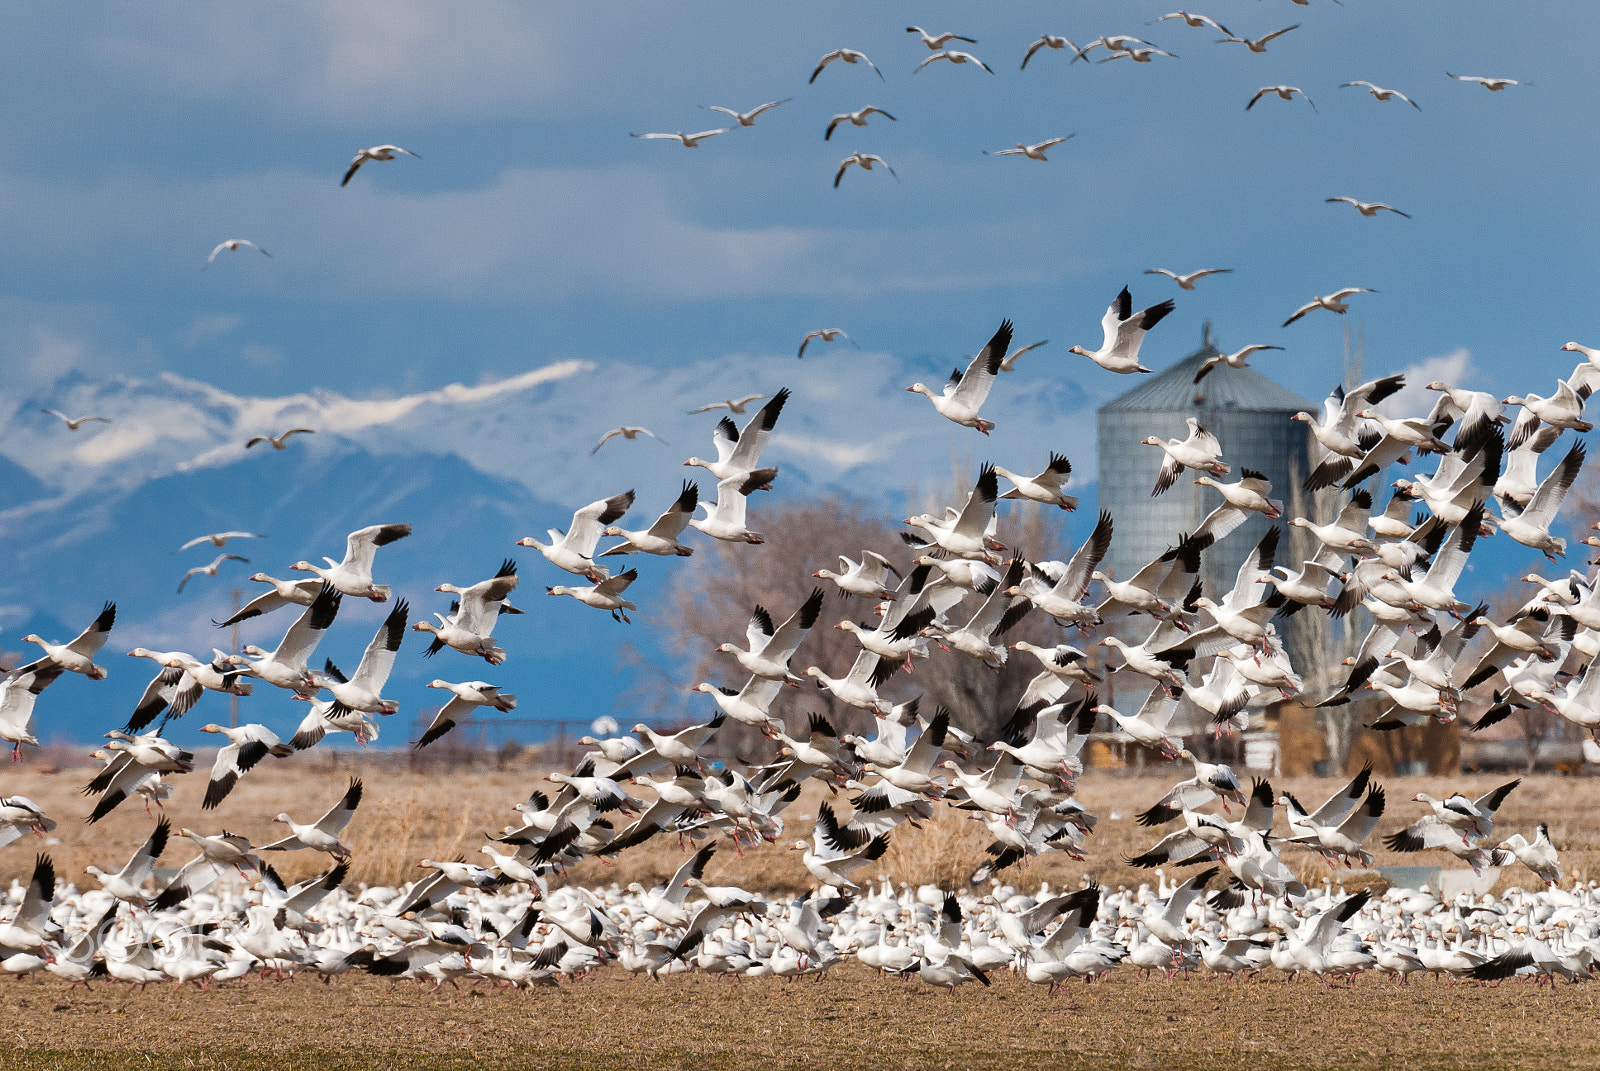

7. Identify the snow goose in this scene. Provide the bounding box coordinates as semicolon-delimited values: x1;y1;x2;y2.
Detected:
1326;196;1410;219
1144;267;1232;291
985;136;1072;161
924;558;1031;668
913;49;994;75
690;468;776;544
1279;891;1372;985
1217;24;1298;52
1283;784;1386;867
1506;378;1594;443
631;128;728;148
341;144;418;185
1021;34;1089;69
1098;46;1175;64
84;818;168;904
1341;80;1419;108
1461;610;1564;689
45;901;119;988
0;796;55;847
1290;490;1377;560
1006;510;1114;624
904;464;1004;559
702;98;791;127
1295;374;1405;476
1095;686;1182;757
1070;287;1174;373
1152;11;1231;34
177;552;248;593
1094;534;1202;621
1447;72;1530;91
791;804;889;889
1282;288;1376;327
177;530;265;552
1498;824;1562;886
0;855;55;953
814;550;900;599
995;453;1077;509
685;388;789;481
592;426;667;454
1393;506;1483;614
907;26;975;49
291;522;411;601
1140;866;1219;959
598;482;699;559
1247;85;1315;111
244;427;314;449
863;709;949;794
204;238;269;266
230;583;341;694
718;589;823;682
547;568;640;623
198;723;292;809
18;601;115;680
312;599;409;714
834;152;896;187
1193;344;1284;383
1493;425;1563;513
806;649;895;714
1500;441;1584;560
415;680;517;748
825;106;895;141
810;48;883;83
797;327;855;358
259;778;362;860
1126;811;1242;868
1145;417;1227;494
688;393;766;415
86;733;195;823
0;669;59;760
218;573;321;626
906;320;1012;434
518;491;634;580
39;408;109;430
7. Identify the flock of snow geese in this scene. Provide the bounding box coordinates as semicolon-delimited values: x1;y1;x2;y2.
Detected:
5;10;1599;996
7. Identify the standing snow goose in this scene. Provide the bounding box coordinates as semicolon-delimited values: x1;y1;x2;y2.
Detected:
791;804;889;889
1498;823;1561;885
903;465;1004;559
1447;72;1530;91
39;408;110;430
717;589;824;682
1326;196;1410;219
1193;344;1283;383
1007;510;1114;625
1500;442;1584;560
984;136;1072;161
198;723;293;809
810;48;883;83
1070;287;1174;373
806;649;896;714
17;602;115;680
825;106;895;140
1247;85;1315;111
1145;417;1227;494
834;152;897;188
291;522;411;601
914;49;994;74
230;583;341;695
518;491;634;580
0;796;55;847
341;144;418;185
245;427;315;449
84;818;169;903
0;668;60;761
1217;24;1298;52
905;321;1012;435
416;680;518;748
1341;81;1420;108
690;468;777;544
685;388;789;482
995;453;1077;510
814;551;900;600
311;599;409;715
1144;267;1232;291
260;778;362;859
547;568;640;623
599;481;699;558
1282;288;1375;327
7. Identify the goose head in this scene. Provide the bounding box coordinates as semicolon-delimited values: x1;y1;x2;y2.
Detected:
288;560;318;574
905;383;933;398
1067;346;1096;358
514;536;547;550
411;620;440;636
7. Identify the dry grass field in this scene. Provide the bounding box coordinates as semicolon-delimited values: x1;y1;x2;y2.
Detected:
8;753;1600;1071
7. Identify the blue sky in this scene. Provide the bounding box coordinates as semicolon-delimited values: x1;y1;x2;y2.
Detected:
1;1;1594;745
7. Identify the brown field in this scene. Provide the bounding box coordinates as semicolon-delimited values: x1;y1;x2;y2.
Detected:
7;755;1600;1071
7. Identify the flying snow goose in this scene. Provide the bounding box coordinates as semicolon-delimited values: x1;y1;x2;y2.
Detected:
259;778;362;859
688;393;766;414
1493;425;1562;511
791;804;889;889
906;320;1012;434
230;583;340;694
177;531;265;552
1500;442;1584;560
914;49;994;74
717;589;824;682
1006;510;1114;625
1093;534;1201;620
1193;344;1283;383
1290;490;1376;561
198;723;293;809
1098;46;1176;64
1327;196;1410;218
245;427;314;449
1145;417;1227;494
598;481;698;558
1498;823;1561;885
813;550;900;600
985;136;1072;161
797;328;854;358
1293;374;1405;470
17;602;115;680
1505;378;1594;442
85;733;195;824
39;408;110;430
907;26;975;49
631;128;729;147
592;426;667;454
177;552;249;593
1392;505;1483;614
518;491;634;579
1144;267;1232;290
1069;286;1174;373
1021;35;1089;69
341;144;418;185
84;817;169;903
995;338;1048;373
1151;11;1231;34
1283;784;1386;867
1097;686;1183;756
217;573;321;626
1217;24;1298;52
702;99;791;127
0;855;55;953
1341;81;1419;108
124;649;213;733
547;568;640;623
825;106;895;140
0;796;55;847
1247;85;1315;111
205;239;270;266
689;468;776;544
1447;72;1530;91
1073;35;1157;61
925;558;1032;668
291;522;410;601
415;680;518;748
995;453;1076;509
0;669;60;761
311;599;409;713
1282;288;1375;327
810;48;883;83
1195;467;1282;519
684;388;789;481
834;152;897;188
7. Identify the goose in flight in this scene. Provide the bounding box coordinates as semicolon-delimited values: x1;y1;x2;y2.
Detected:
1217;24;1298;52
1247;85;1315;111
17;602;116;681
415;681;518;748
792;803;889;889
261;778;362;859
798;328;854;358
1447;72;1530;91
1144;267;1231;290
1500;441;1585;560
985;136;1073;162
311;599;410;715
717;589;824;683
685;387;788;481
216;573;321;627
205;239;270;266
825;107;895;141
341;145;419;186
599;481;699;558
1097;46;1175;64
906;319;1013;434
1151;11;1232;35
998;339;1047;372
230;584;341;695
690;468;776;544
1070;286;1175;373
84;818;168;903
592;426;667;454
198;723;293;810
701;99;790;127
914;50;994;75
813;551;900;600
417;559;518;662
1145;417;1228;494
1341;81;1419;108
1282;288;1375;327
811;49;883;83
39;409;110;430
996;453;1077;510
292;522;411;601
688;394;766;414
906;26;975;49
1194;344;1283;383
245;428;314;449
177;531;264;552
630;129;728;148
834;152;897;188
518;491;634;580
0;669;60;762
1021;35;1089;69
1327;197;1410;218
177;554;248;593
548;568;640;623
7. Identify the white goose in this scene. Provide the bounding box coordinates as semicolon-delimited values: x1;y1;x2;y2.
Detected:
1193;345;1284;383
1144;417;1227;494
341;144;418;186
995;453;1077;510
903;465;1003;560
517;491;634;580
906;320;1013;434
806;650;894;714
914;49;994;75
1006;510;1114;624
0;669;59;761
17;602;116;680
219;573;322;625
1282;288;1376;327
261;778;362;859
813;551;900;600
717;590;823;682
810;49;883;83
824;106;895;140
1144;267;1232;290
684;389;789;482
311;600;409;715
985;136;1072;162
1340;81;1420;108
1069;287;1174;373
1500;442;1584;560
690;468;775;544
198;723;293;809
416;680;518;748
547;568;640;623
230;584;341;695
290;522;411;601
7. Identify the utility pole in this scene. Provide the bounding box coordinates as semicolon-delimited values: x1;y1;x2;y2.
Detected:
229;589;241;729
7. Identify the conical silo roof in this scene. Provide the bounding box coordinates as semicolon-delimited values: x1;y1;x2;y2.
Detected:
1099;333;1317;414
